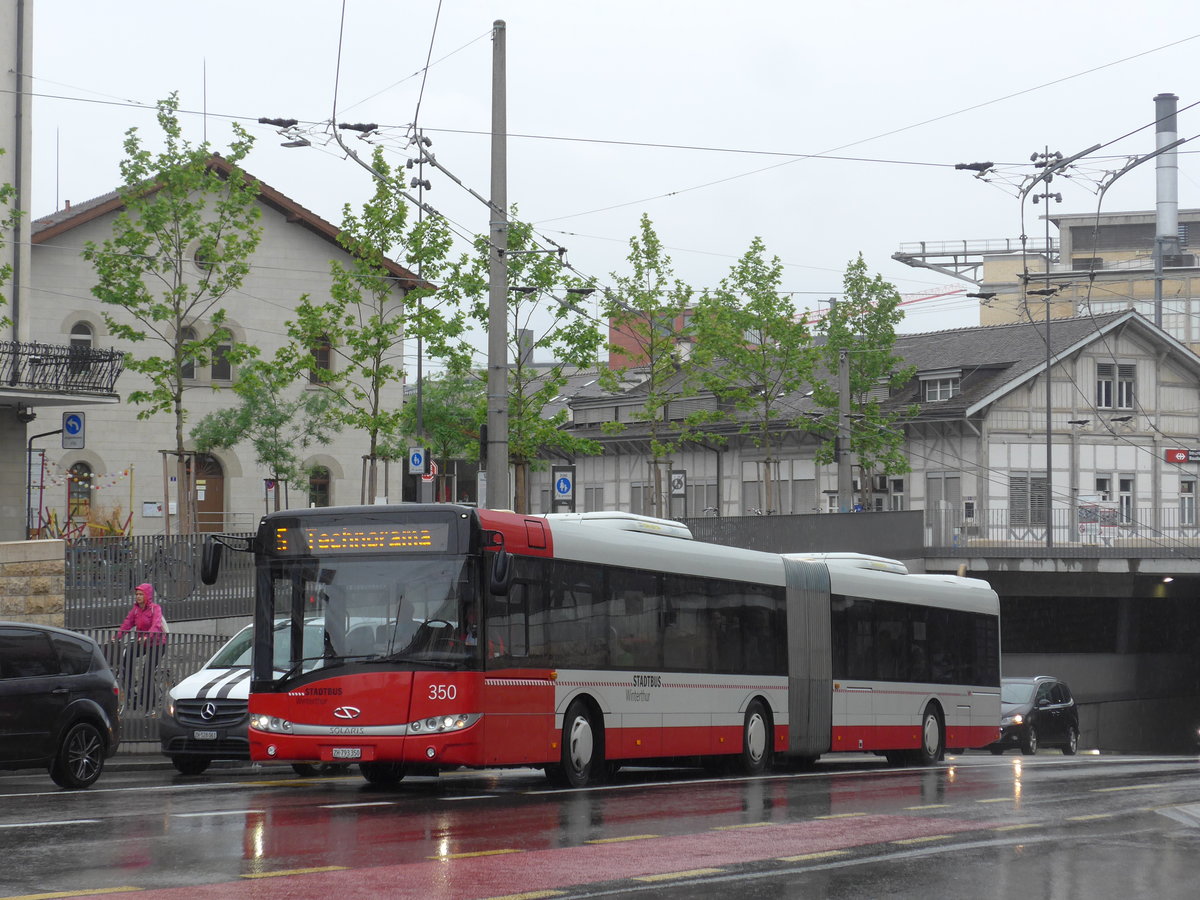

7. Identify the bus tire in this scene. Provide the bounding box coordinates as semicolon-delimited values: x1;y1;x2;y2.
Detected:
735;699;773;776
360;762;407;785
913;703;944;766
548;699;602;788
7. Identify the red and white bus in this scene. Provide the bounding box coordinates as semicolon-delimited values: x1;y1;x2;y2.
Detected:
207;504;999;786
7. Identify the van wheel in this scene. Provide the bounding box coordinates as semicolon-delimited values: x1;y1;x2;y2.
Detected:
1062;726;1078;756
50;723;105;789
735;700;773;775
172;756;211;776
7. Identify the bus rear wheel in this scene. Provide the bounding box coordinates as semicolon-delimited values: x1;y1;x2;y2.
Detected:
547;700;602;788
360;762;407;785
735;699;773;776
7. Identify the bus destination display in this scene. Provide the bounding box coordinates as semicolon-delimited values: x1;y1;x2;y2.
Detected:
274;523;450;554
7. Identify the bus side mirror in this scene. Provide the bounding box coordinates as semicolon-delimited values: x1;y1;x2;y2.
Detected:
489;549;512;596
200;538;223;586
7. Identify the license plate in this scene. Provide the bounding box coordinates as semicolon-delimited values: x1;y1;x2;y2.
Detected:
331;747;362;760
193;730;218;741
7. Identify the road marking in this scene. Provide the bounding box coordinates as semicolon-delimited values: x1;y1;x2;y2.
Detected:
778;850;850;862
892;834;953;845
976;797;1011;803
480;893;566;900
814;812;866;819
444;794;499;801
241;866;347;879
712;822;772;830
633;868;724;882
1067;813;1112;821
993;824;1042;832
0;819;101;829
319;801;395;809
905;804;949;810
431;849;523;860
2;889;140;900
1092;783;1165;793
584;834;659;843
173;809;264;818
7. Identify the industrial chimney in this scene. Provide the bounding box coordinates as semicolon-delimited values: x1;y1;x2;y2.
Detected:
1154;92;1180;261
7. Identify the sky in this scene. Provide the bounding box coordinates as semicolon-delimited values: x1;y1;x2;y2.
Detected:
28;0;1200;364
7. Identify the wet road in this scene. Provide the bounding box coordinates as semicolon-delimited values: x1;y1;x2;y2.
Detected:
2;752;1200;899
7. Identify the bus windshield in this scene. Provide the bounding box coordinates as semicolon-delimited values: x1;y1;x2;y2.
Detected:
264;554;481;679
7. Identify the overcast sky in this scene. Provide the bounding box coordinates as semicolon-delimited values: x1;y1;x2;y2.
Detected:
29;0;1200;359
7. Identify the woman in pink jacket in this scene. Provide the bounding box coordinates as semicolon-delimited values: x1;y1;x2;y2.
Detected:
116;583;167;711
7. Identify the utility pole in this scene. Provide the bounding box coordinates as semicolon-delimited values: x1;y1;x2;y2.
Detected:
485;20;509;510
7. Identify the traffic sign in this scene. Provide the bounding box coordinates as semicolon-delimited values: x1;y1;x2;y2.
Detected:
551;465;576;512
421;460;438;484
555;474;573;498
407;447;428;475
62;412;85;449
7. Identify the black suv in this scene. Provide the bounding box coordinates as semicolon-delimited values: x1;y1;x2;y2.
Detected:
988;675;1079;756
0;622;121;788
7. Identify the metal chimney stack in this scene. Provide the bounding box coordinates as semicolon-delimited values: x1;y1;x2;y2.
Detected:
1154;92;1180;259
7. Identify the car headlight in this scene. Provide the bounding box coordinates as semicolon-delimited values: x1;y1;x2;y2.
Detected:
250;714;294;734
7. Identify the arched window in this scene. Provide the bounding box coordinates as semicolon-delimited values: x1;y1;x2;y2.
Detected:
68;323;93;375
309;335;332;384
67;462;92;521
179;326;198;380
308;466;331;508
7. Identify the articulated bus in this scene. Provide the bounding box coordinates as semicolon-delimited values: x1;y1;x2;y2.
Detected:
203;504;1000;786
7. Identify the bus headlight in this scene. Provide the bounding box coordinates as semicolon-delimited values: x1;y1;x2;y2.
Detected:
250;714;294;734
407;713;479;734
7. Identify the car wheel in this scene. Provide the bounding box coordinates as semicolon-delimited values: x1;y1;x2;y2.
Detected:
360;762;407;785
912;704;944;766
735;699;773;776
546;699;602;787
50;722;106;790
989;747;1005;756
172;756;211;776
1021;725;1039;755
1062;726;1078;756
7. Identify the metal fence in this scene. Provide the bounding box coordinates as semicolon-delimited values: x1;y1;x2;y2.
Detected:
65;533;255;629
924;506;1200;558
76;627;229;743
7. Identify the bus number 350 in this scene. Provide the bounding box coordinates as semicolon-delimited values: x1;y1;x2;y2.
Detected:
429;684;457;700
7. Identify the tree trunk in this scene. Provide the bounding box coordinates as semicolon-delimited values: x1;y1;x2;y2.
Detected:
513;461;527;515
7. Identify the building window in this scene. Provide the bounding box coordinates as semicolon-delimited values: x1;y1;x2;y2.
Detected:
67;462;92;521
923;377;960;402
889;478;906;511
1009;473;1048;526
1118;476;1135;524
179;326;198;380
307;466;331;508
309;335;332;384
1095;476;1111;500
1097;363;1136;409
1181;479;1196;527
68;323;93;374
211;342;232;382
584;485;604;512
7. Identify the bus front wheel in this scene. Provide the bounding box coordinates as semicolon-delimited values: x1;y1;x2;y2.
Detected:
547;700;602;788
736;699;773;776
360;762;407;785
912;704;945;765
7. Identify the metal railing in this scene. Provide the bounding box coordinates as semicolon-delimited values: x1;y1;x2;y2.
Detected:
65;533;255;629
895;238;1056;257
925;506;1200;558
1;340;124;393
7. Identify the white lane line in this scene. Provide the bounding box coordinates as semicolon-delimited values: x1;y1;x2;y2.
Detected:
173;809;265;818
0;819;101;829
319;801;396;809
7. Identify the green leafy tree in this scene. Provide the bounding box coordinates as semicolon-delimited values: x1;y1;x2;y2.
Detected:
0;152;18;331
398;365;486;501
601;214;694;517
81;93;262;530
804;255;916;508
189;360;340;509
466;217;603;513
691;237;814;514
280;146;469;502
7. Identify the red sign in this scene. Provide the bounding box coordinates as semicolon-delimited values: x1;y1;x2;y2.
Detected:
421;460;438;483
1165;449;1199;463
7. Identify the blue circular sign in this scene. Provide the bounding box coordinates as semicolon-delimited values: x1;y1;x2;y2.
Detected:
64;414;83;435
555;476;572;496
410;451;424;468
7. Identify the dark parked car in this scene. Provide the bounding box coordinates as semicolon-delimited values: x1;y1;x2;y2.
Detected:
0;622;121;788
989;675;1079;756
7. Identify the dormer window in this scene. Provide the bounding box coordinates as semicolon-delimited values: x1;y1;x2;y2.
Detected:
919;369;961;402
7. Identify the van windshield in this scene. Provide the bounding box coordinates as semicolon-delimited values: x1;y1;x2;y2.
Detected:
210;623;325;670
1001;681;1036;704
